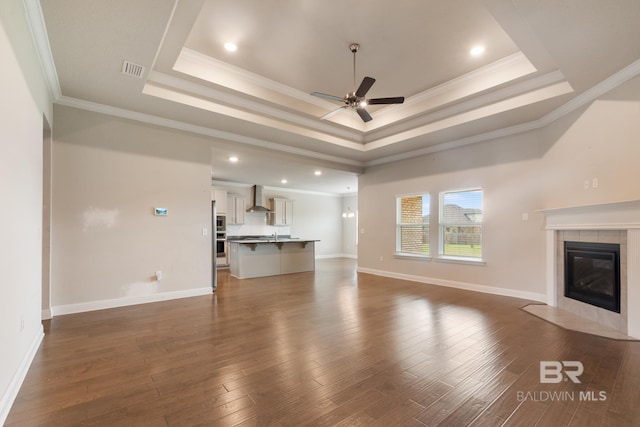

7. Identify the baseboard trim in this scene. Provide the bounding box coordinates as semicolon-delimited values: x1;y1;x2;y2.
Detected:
316;254;358;259
41;308;52;320
357;267;546;302
0;325;44;425
51;287;213;317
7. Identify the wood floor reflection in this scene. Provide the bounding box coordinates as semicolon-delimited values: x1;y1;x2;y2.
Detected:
7;258;640;426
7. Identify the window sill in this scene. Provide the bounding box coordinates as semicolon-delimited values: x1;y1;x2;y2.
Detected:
394;253;432;261
436;256;485;266
392;253;485;266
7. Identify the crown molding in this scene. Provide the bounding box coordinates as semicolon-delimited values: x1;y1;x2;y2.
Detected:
55;96;365;167
364;70;569;144
177;48;540;134
540;57;640;126
364;120;542;167
53;52;640;172
263;185;343;197
367;52;538;129
29;0;640;174
365;59;640;167
142;82;365;152
175;47;370;132
179;47;334;109
147;70;361;142
23;0;61;100
365;80;572;152
211;180;346;196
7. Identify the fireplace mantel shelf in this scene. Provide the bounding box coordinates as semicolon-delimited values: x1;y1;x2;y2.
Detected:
536;199;640;215
538;199;640;231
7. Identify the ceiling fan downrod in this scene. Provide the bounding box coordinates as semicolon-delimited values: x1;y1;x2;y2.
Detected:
350;43;360;94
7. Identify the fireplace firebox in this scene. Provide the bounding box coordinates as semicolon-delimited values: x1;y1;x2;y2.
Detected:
564;241;620;313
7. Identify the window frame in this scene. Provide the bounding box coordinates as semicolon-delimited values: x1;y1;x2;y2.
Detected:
438;188;483;261
395;193;431;258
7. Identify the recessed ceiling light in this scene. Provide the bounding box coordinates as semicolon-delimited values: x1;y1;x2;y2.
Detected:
470;45;485;56
281;179;288;184
229;156;238;163
224;42;237;52
314;170;322;176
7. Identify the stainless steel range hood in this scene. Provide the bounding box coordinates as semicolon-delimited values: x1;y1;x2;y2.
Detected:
247;185;272;212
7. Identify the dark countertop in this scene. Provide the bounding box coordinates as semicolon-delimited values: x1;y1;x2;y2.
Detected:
228;238;319;244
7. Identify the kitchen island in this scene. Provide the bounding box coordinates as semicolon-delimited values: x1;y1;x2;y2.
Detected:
228;238;319;279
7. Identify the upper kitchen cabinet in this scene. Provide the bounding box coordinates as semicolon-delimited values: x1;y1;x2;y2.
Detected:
213;189;227;214
227;194;246;225
271;198;294;226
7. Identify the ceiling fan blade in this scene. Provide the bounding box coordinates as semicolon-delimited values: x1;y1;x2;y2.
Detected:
367;96;405;105
320;106;347;120
311;92;346;103
355;77;376;98
356;108;373;122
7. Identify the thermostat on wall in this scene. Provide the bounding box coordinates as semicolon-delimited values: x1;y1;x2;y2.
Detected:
154;207;168;216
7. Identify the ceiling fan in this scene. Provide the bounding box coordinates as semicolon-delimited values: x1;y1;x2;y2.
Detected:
311;43;405;123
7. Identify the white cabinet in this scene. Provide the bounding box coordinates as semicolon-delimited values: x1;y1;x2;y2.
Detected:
270;198;294;226
213;189;227;214
227;195;246;224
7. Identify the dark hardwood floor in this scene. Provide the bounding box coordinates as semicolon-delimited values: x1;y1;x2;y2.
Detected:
7;258;640;426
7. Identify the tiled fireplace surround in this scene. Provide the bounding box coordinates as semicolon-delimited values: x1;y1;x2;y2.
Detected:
541;200;640;339
556;230;627;333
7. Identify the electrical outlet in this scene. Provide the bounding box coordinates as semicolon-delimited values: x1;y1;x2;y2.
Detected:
592;178;599;189
522;213;529;221
584;180;590;189
155;270;162;281
379;256;384;261
202;227;208;236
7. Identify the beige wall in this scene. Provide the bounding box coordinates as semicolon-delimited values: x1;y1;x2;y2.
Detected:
51;106;213;312
0;0;52;421
358;75;640;300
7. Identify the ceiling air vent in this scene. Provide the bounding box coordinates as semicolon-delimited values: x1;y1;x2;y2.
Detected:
121;60;145;78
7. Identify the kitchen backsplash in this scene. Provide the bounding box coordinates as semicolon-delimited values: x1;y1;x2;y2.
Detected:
226;211;291;236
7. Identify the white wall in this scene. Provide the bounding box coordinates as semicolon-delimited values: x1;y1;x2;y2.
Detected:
342;193;358;257
0;0;52;422
215;185;345;257
272;189;343;257
358;75;640;301
51;105;213;312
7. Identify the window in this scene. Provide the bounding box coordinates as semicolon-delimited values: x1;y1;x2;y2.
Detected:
439;189;482;259
396;194;430;256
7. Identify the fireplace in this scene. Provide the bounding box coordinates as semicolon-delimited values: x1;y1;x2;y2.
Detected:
540;200;640;338
564;241;620;313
